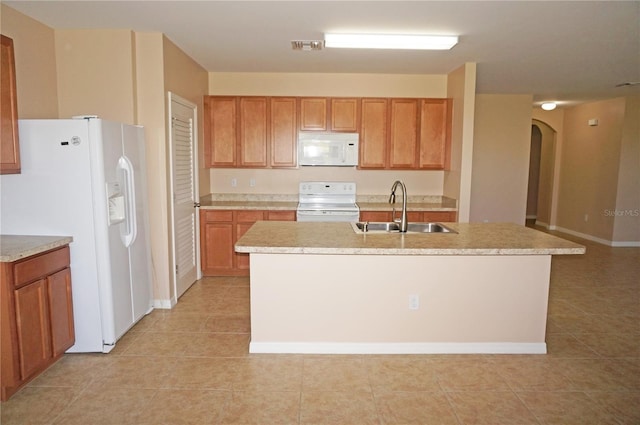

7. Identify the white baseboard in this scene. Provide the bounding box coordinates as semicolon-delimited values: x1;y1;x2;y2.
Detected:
535;220;550;229
552;226;640;247
153;298;176;309
249;341;547;355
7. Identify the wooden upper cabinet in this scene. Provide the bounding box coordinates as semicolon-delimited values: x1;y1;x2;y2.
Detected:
203;95;451;170
1;35;20;175
238;97;268;167
204;96;237;167
299;98;327;131
330;98;359;132
419;99;451;170
359;99;388;169
389;99;419;169
270;97;297;167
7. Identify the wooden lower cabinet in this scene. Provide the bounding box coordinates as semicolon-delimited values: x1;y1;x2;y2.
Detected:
1;245;74;401
200;209;296;276
360;210;457;222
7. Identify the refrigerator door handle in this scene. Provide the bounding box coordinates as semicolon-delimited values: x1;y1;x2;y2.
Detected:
117;156;137;248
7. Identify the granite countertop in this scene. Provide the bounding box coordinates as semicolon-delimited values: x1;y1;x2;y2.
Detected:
0;235;74;262
200;194;457;212
235;221;585;256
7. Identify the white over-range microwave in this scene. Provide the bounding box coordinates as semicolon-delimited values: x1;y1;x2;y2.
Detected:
297;132;359;166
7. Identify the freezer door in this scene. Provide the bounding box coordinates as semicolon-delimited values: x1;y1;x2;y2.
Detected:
122;124;153;323
98;120;136;346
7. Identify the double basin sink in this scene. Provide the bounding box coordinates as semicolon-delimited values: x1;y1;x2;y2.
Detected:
351;221;457;234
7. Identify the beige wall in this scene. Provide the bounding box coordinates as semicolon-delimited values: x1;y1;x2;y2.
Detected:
444;63;476;222
55;29;137;122
470;94;533;224
613;95;640;243
556;98;627;242
164;36;210;197
134;32;171;304
207;72;449;196
209;72;447;97
0;4;58;118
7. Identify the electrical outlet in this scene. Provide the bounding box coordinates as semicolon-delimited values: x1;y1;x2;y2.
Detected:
409;294;420;310
250;178;256;187
231;178;237;187
584;214;589;222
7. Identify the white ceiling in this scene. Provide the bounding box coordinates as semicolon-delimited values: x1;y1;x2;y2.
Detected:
5;1;640;107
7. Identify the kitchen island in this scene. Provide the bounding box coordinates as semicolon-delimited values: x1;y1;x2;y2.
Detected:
235;221;585;355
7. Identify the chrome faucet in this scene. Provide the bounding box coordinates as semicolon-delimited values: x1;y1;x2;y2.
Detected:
388;180;408;232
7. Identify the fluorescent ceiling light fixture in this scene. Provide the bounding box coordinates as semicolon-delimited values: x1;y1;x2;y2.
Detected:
541;102;557;111
324;33;458;50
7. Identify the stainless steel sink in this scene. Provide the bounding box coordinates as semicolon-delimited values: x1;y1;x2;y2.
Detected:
406;222;456;233
351;221;457;234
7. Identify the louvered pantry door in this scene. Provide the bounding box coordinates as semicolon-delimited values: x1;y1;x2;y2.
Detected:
170;94;199;299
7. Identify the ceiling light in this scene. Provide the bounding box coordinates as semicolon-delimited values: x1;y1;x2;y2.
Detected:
615;81;640;87
541;102;557;111
291;40;323;51
324;33;458;50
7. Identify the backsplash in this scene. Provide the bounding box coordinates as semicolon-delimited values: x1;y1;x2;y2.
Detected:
202;192;457;207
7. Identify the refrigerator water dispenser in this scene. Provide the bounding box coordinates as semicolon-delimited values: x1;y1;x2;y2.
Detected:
107;182;125;225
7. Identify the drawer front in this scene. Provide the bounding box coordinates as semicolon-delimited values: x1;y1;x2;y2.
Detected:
266;210;296;221
236;210;265;222
13;247;70;289
202;210;233;222
423;211;457;222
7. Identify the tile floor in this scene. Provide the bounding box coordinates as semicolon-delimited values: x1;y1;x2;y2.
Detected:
1;230;639;424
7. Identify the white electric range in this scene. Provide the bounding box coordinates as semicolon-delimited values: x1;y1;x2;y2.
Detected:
296;181;360;222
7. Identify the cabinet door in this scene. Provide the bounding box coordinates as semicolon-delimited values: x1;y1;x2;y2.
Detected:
47;268;75;356
14;280;51;380
419;99;451;170
359;99;388;169
389;99;419;169
200;211;235;275
330;98;359;132
0;35;20;175
204;97;237;167
235;211;265;270
300;98;327;131
266;210;296;221
235;222;254;270
239;97;268;167
270;97;297;167
201;221;234;274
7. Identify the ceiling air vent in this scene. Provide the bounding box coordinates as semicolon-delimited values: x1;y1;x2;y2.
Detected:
291;40;324;51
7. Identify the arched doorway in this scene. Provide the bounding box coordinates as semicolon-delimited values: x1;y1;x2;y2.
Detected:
526;120;557;228
526;125;542;226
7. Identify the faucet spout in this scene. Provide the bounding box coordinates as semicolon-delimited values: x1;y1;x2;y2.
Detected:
389;180;408;232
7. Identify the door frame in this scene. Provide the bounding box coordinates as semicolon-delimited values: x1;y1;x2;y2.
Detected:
167;92;201;304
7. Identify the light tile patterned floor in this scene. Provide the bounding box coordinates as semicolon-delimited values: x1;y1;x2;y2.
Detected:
1;230;638;424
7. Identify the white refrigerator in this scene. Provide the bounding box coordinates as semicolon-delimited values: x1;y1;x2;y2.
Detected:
0;118;153;353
